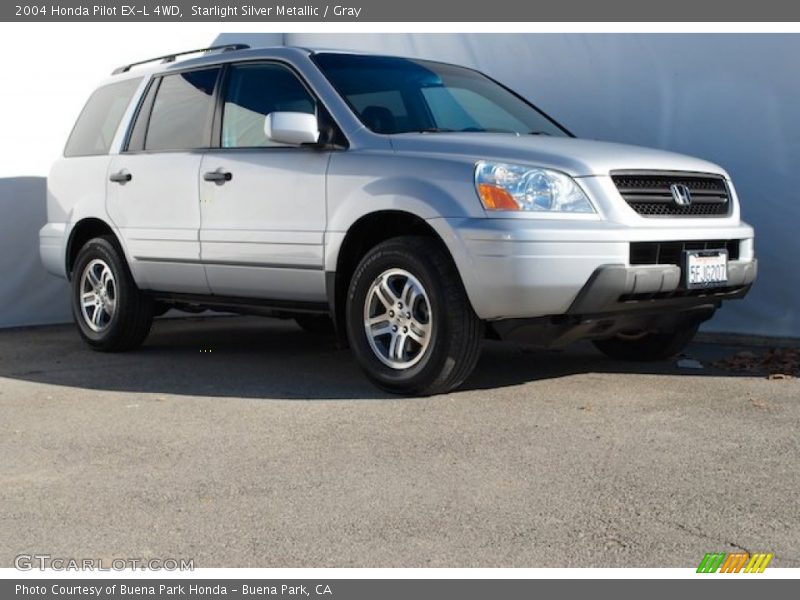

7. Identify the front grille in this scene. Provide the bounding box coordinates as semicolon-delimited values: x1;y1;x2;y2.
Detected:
630;240;740;266
611;171;731;217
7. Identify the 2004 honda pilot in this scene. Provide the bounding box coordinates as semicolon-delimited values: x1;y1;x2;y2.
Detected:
40;45;757;394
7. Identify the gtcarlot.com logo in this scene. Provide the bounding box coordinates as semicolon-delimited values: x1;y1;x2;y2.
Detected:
697;552;773;573
14;554;194;571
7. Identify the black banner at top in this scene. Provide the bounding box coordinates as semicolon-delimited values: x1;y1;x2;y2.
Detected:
4;0;800;21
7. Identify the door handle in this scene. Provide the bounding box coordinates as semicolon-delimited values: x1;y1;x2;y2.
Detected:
109;170;132;184
203;169;233;185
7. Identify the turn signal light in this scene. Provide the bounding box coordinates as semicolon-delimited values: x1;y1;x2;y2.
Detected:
477;183;519;210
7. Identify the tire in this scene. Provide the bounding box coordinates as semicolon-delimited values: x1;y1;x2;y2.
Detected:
71;236;154;352
592;322;700;362
295;314;335;335
345;235;483;395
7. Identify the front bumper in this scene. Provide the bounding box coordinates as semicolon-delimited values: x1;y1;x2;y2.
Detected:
429;217;757;320
490;262;754;348
567;260;757;314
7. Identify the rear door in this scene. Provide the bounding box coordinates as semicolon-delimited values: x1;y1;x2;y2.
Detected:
107;67;220;293
198;62;330;302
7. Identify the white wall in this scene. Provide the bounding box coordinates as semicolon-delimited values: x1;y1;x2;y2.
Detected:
0;24;275;179
1;29;797;337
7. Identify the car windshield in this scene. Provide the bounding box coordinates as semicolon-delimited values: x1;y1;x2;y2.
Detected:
313;53;570;137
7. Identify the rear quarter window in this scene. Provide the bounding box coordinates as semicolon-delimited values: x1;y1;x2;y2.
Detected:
64;78;142;157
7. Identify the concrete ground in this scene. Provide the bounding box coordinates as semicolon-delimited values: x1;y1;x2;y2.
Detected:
0;316;797;568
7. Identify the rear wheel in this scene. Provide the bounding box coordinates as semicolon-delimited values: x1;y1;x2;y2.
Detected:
346;236;483;395
592;322;700;362
71;236;154;351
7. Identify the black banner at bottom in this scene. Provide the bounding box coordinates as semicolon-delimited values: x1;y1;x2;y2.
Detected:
4;579;795;600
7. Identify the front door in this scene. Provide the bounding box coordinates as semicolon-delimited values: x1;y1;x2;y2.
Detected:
199;62;329;302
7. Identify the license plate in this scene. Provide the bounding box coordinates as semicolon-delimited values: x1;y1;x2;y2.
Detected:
685;249;728;289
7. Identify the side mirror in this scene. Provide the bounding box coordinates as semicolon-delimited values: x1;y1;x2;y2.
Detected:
264;112;320;146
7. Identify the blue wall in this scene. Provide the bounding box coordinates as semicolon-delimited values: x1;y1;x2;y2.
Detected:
281;33;800;337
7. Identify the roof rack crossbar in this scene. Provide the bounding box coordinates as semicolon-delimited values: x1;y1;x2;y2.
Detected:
112;44;250;75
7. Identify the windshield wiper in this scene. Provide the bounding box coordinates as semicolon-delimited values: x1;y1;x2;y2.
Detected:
412;127;518;134
412;127;456;133
411;127;541;135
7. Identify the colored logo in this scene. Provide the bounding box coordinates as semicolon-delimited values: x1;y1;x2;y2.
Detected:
697;552;773;573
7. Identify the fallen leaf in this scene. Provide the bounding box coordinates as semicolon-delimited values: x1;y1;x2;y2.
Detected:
714;347;800;378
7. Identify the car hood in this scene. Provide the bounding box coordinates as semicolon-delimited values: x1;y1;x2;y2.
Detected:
388;133;726;178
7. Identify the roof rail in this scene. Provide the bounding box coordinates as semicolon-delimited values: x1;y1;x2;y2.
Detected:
111;44;251;75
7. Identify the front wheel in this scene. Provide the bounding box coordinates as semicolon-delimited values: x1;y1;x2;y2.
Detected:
592;322;700;362
346;236;483;396
71;236;154;351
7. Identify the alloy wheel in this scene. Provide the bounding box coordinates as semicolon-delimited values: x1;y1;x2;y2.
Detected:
79;258;117;332
363;268;432;369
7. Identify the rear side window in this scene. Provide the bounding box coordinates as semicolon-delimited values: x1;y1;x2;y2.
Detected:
221;63;316;148
144;68;220;151
125;78;159;152
64;78;142;157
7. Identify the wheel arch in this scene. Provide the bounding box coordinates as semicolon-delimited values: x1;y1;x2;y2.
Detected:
327;210;468;343
65;218;122;281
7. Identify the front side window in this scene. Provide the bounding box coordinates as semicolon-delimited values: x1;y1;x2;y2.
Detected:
221;63;316;148
313;53;568;136
64;78;142;157
144;68;219;151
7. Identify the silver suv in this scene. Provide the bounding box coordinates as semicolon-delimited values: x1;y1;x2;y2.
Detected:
41;45;757;394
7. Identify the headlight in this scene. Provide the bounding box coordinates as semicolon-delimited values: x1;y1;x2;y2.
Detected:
475;161;596;213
